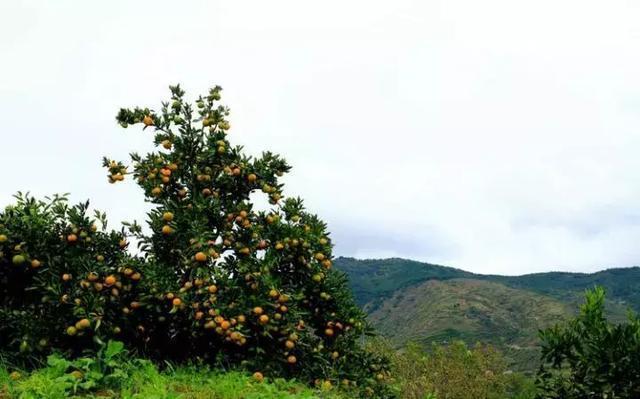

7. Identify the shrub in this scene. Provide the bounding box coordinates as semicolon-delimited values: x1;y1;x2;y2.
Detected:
536;287;640;398
368;339;536;399
0;85;391;397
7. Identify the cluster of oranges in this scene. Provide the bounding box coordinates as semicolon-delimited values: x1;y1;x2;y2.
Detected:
0;85;392;398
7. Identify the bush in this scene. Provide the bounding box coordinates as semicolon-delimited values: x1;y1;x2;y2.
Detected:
536;287;640;398
0;85;391;397
368;339;536;399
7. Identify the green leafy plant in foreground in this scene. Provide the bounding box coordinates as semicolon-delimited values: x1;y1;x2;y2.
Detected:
0;341;346;398
536;287;640;398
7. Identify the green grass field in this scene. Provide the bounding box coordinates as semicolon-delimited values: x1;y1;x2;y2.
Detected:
0;352;345;399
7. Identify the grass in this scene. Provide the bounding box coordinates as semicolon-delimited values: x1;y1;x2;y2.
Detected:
0;353;345;399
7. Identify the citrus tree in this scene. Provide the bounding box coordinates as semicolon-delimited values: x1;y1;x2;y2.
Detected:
0;85;391;397
536;287;640;398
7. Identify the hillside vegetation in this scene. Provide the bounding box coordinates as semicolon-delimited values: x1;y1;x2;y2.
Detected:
335;257;639;371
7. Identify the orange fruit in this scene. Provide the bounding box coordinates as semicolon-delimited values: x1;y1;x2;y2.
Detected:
259;315;269;325
143;115;154;126
237;315;246;323
0;234;7;243
221;320;231;330
195;252;207;262
131;272;141;281
162;212;174;222
172;298;182;307
253;372;264;382
325;328;334;337
285;340;295;349
75;319;91;330
161;140;172;149
287;355;297;364
161;225;173;235
253;307;264;315
67;234;78;243
62;273;72;282
105;275;117;286
207;285;218;294
247;173;257;183
269;289;279;298
12;254;25;265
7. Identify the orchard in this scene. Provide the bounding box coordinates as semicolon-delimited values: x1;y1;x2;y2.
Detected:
0;85;392;397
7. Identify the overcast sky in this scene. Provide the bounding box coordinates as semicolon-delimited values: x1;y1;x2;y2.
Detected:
1;1;640;275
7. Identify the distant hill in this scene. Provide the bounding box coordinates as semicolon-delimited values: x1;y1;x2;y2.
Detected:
335;257;640;372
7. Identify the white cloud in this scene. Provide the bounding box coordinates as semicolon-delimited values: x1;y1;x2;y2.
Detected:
1;0;639;274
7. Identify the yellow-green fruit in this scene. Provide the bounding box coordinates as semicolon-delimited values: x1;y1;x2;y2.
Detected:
162;212;174;222
66;326;78;336
0;234;7;243
12;254;25;265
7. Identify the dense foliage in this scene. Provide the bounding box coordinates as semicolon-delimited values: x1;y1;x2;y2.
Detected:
0;85;390;397
0;341;346;398
536;287;640;398
367;339;536;399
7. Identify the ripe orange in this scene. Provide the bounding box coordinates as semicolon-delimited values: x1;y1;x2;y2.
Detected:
131;272;141;281
76;318;91;330
87;272;99;282
221;320;231;330
207;285;218;294
325;328;335;337
172;298;182;307
195;252;207;262
161;225;173;235
162;212;174;222
253;372;264;382
9;371;21;381
105;275;117;286
151;187;162;196
161;140;172;149
259;315;269;325
62;273;72;282
143;115;154;126
238;315;246;323
253;307;264;315
67;234;78;243
285;340;295;349
247;173;257;183
287;355;297;364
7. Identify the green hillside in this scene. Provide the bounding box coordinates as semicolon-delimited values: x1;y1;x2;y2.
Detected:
368;278;571;371
335;257;640;371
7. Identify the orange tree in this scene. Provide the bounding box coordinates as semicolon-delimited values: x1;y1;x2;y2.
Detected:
0;85;391;397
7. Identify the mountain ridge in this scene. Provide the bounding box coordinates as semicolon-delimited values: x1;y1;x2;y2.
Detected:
334;256;640;372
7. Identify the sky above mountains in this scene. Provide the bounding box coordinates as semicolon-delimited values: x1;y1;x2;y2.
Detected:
1;0;640;275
